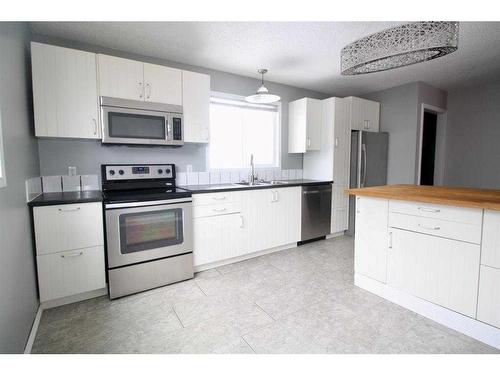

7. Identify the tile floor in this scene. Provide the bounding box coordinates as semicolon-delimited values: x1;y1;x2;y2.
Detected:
32;236;499;354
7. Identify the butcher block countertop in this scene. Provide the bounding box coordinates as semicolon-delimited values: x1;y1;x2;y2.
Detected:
346;184;500;211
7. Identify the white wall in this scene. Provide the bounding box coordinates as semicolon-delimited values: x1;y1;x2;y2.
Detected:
0;22;40;353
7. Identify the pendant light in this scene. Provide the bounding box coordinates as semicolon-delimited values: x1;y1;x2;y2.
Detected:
245;69;281;104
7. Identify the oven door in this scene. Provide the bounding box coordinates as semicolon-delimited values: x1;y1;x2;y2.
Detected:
105;199;193;268
101;105;172;145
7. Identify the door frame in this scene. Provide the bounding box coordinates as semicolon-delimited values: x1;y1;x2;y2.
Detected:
417;103;447;185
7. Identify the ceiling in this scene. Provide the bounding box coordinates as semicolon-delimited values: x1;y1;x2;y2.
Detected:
30;22;500;96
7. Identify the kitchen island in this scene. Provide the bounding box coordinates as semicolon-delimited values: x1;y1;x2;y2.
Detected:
347;184;500;349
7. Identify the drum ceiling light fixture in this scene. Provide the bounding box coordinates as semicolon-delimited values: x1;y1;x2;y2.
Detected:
341;22;459;75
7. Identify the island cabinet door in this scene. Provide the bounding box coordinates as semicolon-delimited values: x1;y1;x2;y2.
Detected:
354;196;389;283
387;228;480;318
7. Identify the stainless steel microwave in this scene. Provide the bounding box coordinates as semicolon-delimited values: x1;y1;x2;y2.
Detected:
100;96;183;146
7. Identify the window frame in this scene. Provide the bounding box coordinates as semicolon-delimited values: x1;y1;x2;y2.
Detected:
0;112;6;189
207;91;282;171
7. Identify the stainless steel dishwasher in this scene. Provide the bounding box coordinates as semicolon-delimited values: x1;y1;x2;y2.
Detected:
301;183;332;242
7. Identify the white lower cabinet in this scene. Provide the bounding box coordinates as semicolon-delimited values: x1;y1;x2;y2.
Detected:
477;265;500;328
37;246;106;302
354;196;389;282
33;202;106;305
387;228;480;317
193;187;301;268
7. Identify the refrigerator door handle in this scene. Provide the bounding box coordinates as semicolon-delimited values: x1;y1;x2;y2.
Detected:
361;143;367;187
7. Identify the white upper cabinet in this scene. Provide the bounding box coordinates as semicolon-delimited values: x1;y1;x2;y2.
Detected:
346;96;380;132
97;54;144;101
182;70;210;143
143;63;182;105
288;98;322;153
31;42;100;139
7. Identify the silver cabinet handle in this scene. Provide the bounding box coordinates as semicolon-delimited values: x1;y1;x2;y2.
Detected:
138;82;143;98
418;224;441;230
356;197;360;214
274;190;279;202
361;143;367;188
364;120;370;129
418;207;441;213
58;207;81;212
307;138;311;148
388;232;393;249
212;196;227;201
61;251;83;258
92;118;97;135
334;137;339;147
240;215;244;228
146;83;151;99
212;208;227;213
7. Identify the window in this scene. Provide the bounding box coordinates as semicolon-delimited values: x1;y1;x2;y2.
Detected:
0;112;6;188
208;94;280;170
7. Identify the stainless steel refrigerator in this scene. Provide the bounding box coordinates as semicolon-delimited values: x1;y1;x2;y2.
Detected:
346;130;389;236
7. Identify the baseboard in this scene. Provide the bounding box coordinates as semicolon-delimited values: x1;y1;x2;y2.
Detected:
24;304;42;354
355;273;500;350
194;242;298;272
40;287;108;310
326;231;345;239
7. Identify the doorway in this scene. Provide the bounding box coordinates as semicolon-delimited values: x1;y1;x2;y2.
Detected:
418;104;447;186
420;111;437;185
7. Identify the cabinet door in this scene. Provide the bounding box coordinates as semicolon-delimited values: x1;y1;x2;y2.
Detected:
241;189;276;252
98;54;144;101
193;213;245;266
33;202;104;255
477;265;500;328
305;98;322;151
272;187;301;246
182;70;210;143
37;246;106;302
362;99;380;132
31;42;100;139
143;63;182;105
354;196;389;282
387;228;480;317
481;210;500;269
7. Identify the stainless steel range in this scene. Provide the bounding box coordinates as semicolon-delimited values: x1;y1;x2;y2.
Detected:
102;163;193;299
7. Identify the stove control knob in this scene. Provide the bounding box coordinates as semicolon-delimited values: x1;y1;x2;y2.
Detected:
118;170;125;175
158;169;163;174
165;168;171;175
109;170;115;176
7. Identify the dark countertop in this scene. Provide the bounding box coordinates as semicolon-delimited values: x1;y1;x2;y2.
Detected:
28;190;103;207
178;179;333;194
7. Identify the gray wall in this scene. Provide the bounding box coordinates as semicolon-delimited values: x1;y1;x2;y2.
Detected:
363;81;447;185
0;23;40;353
444;81;500;189
33;34;327;177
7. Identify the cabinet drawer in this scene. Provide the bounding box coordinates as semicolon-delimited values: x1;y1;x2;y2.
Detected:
389;212;481;244
389;200;482;225
477;265;500;328
34;202;104;255
193;202;241;218
193;191;240;206
37;246;106;302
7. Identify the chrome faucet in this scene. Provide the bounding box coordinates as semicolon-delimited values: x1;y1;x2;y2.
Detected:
250;153;257;184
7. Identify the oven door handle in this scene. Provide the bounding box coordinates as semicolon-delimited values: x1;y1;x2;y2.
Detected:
105;198;192;209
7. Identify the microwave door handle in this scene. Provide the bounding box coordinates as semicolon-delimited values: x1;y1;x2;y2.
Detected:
166;116;171;141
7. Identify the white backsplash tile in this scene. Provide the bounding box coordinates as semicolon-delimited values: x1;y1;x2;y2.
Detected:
209;171;220;185
288;169;296;180
265;170;274;181
62;175;81;192
231;171;242;183
273;169;282;181
177;172;187;186
25;177;42;202
42;176;62;193
220;171;231;184
296;169;303;179
81;175;99;191
281;170;289;180
187;172;199;185
198;172;209;185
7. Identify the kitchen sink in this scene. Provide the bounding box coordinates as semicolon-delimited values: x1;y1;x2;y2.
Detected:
234;180;288;187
